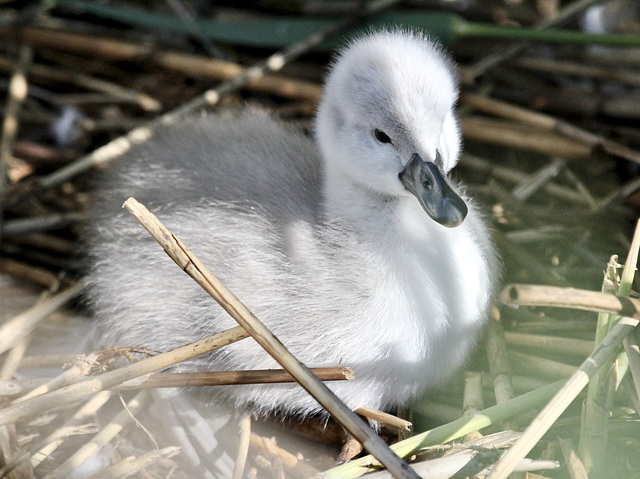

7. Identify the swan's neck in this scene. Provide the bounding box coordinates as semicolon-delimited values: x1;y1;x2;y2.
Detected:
322;167;399;227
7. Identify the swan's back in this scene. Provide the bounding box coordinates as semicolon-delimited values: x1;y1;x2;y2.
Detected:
92;109;322;224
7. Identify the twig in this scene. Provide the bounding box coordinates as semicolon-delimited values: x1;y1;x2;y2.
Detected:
123;196;419;479
0;211;87;238
558;437;589;479
511;158;566;201
355;406;412;431
0;326;249;427
501;284;640;319
459;116;592;159
485;316;639;479
0;281;85;356
486;312;514;405
460;92;640;165
115;367;354;389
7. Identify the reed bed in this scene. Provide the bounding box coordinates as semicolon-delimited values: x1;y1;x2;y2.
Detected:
1;1;639;478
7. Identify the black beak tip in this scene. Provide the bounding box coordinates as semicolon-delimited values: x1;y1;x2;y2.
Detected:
437;197;468;228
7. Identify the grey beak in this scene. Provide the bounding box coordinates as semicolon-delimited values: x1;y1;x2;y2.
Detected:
399;153;468;228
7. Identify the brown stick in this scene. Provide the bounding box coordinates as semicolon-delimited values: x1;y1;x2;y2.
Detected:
460;92;640;165
459;116;592;159
0;326;248;427
123;196;419;479
10;26;322;104
502;284;640;319
116;367;354;389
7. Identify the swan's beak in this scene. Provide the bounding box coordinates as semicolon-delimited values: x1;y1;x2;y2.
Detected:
399;153;468;228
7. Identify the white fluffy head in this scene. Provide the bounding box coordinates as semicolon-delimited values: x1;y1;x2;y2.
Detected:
315;30;461;198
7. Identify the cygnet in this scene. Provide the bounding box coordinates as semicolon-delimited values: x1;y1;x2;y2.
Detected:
87;30;497;432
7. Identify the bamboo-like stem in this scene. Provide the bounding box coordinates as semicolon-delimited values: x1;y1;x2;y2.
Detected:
123;197;418;479
116;367;354;389
462;371;484;441
485;316;639;479
579;220;640;474
0;326;248;427
486;313;514;405
0;281;86;356
510;351;577;380
501;284;640;319
504;331;594;357
42;391;150;479
578;257;620;473
355;406;412;431
0;258;61;289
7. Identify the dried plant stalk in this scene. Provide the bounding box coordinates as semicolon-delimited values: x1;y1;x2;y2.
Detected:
0;326;248;427
123;196;419;479
501;284;640;319
116;367;354;389
503;331;594;357
355;406;412;431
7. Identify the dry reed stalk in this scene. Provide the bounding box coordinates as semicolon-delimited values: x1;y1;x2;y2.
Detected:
355;406;412;431
511;158;566;201
0;326;248;427
0;55;161;112
501;284;640;318
115;367;354;389
12;354;98;404
460;92;640;165
0;281;85;356
250;432;319;479
461;153;594;205
514;57;640;87
0;258;62;289
85;446;181;479
462;371;484;441
123;196;419;479
41;391;150;479
485;316;639;479
503;331;594;357
510;351;576;380
486;314;514;405
232;414;251;479
459;117;592;159
11;26;322;103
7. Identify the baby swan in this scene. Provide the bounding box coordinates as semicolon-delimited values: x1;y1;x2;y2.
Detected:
88;31;497;419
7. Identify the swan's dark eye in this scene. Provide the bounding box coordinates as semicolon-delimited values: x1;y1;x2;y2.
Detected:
374;129;392;144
